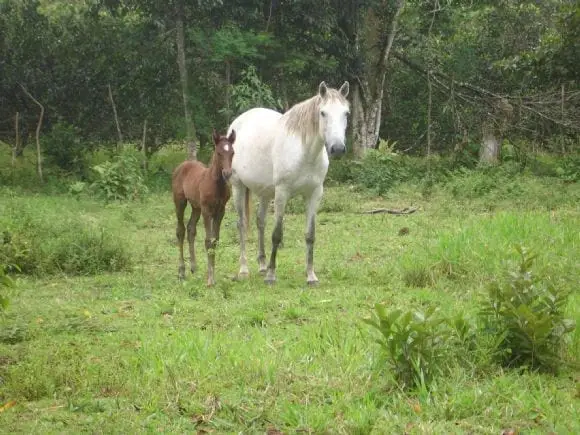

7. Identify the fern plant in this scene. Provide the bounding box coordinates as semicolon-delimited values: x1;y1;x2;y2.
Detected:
480;246;575;373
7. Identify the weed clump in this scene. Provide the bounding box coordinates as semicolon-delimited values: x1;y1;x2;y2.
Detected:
0;203;131;276
364;304;473;390
480;246;575;373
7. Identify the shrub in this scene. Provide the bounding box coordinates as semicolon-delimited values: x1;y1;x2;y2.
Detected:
91;150;148;201
355;149;411;195
1;263;15;312
479;246;576;373
43;121;86;176
555;154;580;183
364;304;472;390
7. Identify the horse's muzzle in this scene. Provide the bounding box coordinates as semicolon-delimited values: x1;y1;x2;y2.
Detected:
328;143;346;157
222;169;232;181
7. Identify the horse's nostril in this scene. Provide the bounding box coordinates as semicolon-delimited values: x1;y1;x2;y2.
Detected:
330;144;346;156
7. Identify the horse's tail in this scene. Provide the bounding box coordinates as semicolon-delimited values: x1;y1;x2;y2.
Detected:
244;188;251;234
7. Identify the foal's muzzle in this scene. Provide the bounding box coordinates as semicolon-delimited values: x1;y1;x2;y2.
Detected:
328;142;346;157
222;168;232;181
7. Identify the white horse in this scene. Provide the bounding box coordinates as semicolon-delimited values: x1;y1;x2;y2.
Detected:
227;81;350;285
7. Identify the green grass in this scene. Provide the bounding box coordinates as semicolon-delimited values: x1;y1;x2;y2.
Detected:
0;175;579;433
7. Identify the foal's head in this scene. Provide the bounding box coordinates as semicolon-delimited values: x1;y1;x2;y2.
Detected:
212;129;236;181
318;81;350;157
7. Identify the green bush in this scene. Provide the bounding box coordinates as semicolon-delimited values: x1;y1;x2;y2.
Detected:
43;121;87;176
364;304;472;390
1;263;15;312
91;150;148;201
555;154;580;183
480;246;576;373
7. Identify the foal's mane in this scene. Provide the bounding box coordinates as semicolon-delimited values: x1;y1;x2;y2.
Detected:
283;88;348;143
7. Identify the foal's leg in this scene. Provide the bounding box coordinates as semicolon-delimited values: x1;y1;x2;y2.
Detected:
233;184;250;278
187;207;201;274
265;187;290;285
304;186;323;285
202;210;217;287
256;197;269;275
175;199;187;280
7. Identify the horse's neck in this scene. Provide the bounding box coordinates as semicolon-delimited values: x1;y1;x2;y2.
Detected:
300;134;325;163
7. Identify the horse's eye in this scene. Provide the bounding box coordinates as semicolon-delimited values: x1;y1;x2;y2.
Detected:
320;111;327;117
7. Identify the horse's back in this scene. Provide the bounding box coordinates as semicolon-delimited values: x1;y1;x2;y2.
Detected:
172;160;206;203
228;108;282;195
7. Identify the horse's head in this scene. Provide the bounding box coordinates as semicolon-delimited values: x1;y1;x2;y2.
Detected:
212;128;236;181
318;81;350;157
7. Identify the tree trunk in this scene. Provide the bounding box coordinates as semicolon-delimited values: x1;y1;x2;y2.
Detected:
175;1;197;160
224;60;231;124
19;84;44;182
142;119;148;171
107;84;123;151
13;112;19;167
350;0;404;156
479;122;500;165
352;81;383;156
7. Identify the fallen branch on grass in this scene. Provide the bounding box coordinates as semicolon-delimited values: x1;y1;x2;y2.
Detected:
362;207;418;215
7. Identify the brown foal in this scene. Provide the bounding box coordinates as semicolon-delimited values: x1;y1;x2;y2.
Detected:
171;129;236;286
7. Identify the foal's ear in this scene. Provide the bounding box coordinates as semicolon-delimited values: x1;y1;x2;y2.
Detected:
318;81;328;98
339;81;350;98
227;129;236;144
212;128;220;145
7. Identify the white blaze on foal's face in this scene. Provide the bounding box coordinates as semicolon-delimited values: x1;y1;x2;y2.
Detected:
318;81;350;157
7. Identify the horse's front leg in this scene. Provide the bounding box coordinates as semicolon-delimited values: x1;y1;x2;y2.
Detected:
304;186;323;285
233;184;250;278
265;187;289;285
202;210;217;287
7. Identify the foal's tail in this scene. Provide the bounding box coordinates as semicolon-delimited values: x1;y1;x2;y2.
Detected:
244;188;251;234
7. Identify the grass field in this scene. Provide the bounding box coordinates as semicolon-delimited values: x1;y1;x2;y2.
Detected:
1;174;579;434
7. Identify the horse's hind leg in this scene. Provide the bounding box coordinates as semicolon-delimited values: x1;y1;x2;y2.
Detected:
202;210;217;287
174;198;187;280
256;197;269;275
187;206;201;274
233;184;250;278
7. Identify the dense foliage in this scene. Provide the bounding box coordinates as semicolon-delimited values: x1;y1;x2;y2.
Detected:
1;0;577;160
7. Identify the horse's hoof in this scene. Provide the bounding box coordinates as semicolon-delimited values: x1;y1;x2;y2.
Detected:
237;271;250;280
258;267;268;276
264;277;276;285
307;279;319;287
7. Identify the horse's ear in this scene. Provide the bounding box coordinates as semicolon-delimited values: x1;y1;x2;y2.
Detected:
339;81;350;98
318;81;328;98
212;128;219;145
227;129;236;144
